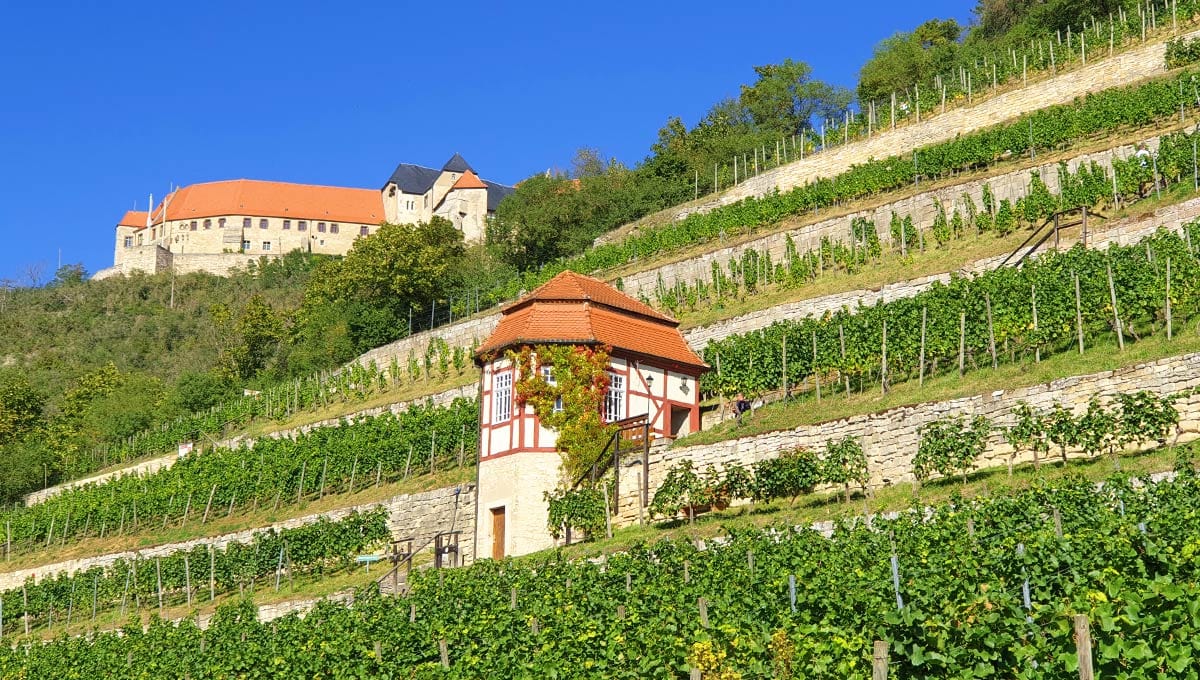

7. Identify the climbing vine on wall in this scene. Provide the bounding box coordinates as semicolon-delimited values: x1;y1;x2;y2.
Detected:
510;344;617;482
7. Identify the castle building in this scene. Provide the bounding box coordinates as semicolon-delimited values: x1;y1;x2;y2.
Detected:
98;154;513;279
472;271;707;559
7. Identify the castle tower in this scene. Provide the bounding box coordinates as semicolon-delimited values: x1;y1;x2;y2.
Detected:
473;271;707;559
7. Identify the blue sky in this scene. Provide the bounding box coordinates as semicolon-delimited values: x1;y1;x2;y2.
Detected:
0;0;973;283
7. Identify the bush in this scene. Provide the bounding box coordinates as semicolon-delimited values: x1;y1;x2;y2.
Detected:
753;448;822;504
545;487;607;540
913;414;991;484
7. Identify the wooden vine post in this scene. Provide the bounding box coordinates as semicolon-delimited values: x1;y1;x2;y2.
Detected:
918;306;927;386
873;640;889;680
812;331;820;403
1166;257;1173;340
985;293;998;369
956;310;966;377
1106;263;1125;350
1075;614;1095;680
839;324;850;393
1074;272;1085;354
1032;284;1040;363
880;319;889;395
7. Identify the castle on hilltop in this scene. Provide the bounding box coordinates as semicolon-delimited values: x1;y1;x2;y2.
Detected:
95;153;514;279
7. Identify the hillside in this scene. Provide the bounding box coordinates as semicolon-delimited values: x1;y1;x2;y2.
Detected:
7;5;1200;676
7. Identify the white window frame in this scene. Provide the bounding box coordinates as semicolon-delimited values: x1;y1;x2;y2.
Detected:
605;372;625;423
494;372;513;423
542;366;563;413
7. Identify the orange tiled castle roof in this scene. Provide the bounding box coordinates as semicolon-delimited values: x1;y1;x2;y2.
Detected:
478;271;706;368
138;179;383;229
118;210;149;228
450;169;488;190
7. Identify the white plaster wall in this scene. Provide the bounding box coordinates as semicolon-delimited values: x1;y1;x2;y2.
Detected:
476;451;562;559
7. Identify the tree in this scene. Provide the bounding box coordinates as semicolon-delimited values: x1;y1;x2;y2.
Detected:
738;59;852;137
0;372;45;445
489;175;589;272
170;371;234;413
305;218;466;320
216;295;285;381
972;0;1121;42
858;20;961;104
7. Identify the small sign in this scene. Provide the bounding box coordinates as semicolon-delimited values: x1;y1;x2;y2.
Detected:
178;442;194;458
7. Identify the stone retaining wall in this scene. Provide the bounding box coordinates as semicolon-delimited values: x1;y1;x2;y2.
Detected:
615;353;1200;525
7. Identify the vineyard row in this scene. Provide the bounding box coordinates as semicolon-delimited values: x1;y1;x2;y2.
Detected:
1;399;477;558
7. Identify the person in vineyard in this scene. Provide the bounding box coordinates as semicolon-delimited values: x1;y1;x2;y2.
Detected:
1134;143;1154;197
733;393;751;424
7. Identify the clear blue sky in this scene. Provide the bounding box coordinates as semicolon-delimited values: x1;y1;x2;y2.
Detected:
0;0;973;283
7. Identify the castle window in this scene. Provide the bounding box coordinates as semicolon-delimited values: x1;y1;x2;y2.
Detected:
151;228;156;239
298;221;308;232
262;241;271;251
604;373;625;422
190;221;197;231
123;236;133;248
242;240;251;251
317;222;326;233
329;223;338;234
218;218;226;229
260;219;268;230
243;218;251;229
494;372;512;423
203;220;211;230
283;220;291;230
359;225;369;236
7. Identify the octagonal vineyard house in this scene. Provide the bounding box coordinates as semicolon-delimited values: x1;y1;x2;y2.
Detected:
473;271;708;559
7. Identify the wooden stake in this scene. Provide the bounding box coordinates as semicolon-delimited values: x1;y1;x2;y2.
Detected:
1106;263;1125;350
202;484;217;524
985;294;998;369
812;331;820;403
297;461;306;503
1075;615;1094;680
209;546;216;601
873;640;889;680
1032;284;1041;362
880;319;889;395
1074;272;1085;354
958;311;966;377
1166;257;1173;340
918;307;927;386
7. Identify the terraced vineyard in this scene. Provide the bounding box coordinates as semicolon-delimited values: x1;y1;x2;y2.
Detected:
0;399;477;558
0;510;388;635
702;226;1200;397
5;471;1200;678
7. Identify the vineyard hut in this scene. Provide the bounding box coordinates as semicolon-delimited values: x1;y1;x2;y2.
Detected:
473;271;707;559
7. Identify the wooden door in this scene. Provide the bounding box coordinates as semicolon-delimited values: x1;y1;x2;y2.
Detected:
491;507;506;560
